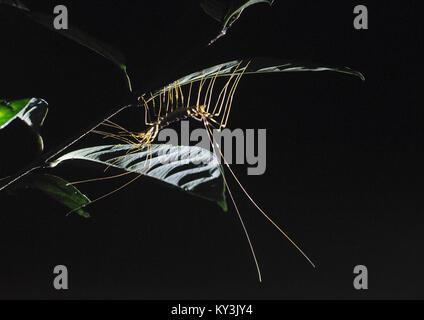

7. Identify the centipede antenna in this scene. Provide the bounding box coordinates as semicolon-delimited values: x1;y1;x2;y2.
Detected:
203;118;262;282
205;123;316;269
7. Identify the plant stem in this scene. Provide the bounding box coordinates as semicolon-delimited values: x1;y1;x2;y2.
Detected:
0;166;42;192
0;104;133;192
44;104;132;163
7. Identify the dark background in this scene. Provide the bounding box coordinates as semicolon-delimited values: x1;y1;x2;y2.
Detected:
0;1;422;299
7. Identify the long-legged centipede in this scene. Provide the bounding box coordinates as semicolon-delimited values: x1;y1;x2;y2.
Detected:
71;60;315;282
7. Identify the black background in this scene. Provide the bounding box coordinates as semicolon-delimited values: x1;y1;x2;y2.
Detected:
0;1;422;299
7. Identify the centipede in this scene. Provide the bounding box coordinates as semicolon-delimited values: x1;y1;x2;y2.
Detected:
70;60;315;282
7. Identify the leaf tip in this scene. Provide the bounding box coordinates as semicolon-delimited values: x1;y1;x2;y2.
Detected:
218;199;228;212
77;210;91;218
120;64;133;92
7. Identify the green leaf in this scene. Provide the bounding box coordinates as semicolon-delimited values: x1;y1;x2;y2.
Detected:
0;98;48;150
25;174;91;218
0;1;132;91
150;58;364;101
201;0;274;44
0;98;31;128
50;144;228;211
0;0;28;10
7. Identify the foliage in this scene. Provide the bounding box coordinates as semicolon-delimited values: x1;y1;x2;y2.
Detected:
0;1;364;217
